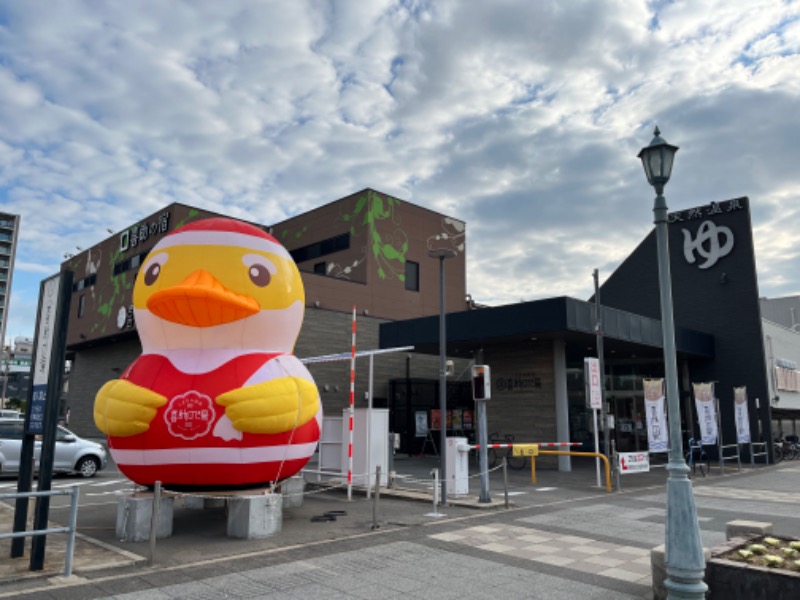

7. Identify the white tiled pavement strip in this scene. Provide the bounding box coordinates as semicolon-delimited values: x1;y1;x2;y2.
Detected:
426;480;800;588
692;486;800;504
430;523;653;585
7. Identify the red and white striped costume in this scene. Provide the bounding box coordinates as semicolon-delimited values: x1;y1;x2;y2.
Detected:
108;352;320;488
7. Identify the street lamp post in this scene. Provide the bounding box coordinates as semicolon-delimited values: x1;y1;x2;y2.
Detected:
429;247;457;506
638;127;707;599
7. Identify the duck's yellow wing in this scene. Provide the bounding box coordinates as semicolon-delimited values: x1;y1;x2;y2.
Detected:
94;379;168;437
216;377;319;434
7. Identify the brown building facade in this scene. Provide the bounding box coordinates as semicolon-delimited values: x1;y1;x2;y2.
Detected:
61;189;467;438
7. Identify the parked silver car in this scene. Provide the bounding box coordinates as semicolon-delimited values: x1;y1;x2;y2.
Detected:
0;419;108;478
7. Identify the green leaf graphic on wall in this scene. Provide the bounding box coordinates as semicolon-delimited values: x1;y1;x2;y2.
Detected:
340;190;408;282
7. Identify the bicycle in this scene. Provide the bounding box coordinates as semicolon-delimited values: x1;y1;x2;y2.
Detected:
486;432;527;470
685;438;708;477
773;438;785;463
775;437;798;461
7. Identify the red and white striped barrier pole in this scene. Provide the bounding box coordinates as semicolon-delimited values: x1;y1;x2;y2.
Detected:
347;305;356;501
467;442;581;450
537;443;582;448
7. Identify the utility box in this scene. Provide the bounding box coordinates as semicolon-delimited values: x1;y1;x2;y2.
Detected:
341;408;390;489
445;436;469;496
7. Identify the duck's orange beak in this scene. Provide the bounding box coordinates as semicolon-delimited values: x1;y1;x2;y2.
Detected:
147;269;259;327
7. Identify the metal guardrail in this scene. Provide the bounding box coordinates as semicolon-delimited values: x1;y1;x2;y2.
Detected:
750;441;769;466
719;443;742;474
0;486;80;576
536;450;612;492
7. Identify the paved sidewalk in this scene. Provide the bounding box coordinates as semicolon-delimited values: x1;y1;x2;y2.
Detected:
1;455;798;599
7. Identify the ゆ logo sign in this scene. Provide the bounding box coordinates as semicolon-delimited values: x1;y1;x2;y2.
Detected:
682;220;733;269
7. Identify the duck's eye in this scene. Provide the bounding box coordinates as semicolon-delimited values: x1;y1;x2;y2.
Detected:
144;262;161;286
249;264;271;287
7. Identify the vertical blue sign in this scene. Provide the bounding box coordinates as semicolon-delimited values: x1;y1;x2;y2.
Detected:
26;275;60;435
28;386;47;435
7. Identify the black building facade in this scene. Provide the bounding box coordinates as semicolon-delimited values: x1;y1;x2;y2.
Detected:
381;197;774;464
600;196;771;453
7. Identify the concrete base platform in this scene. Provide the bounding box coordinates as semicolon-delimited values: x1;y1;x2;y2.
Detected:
226;494;283;539
281;475;306;509
116;494;174;542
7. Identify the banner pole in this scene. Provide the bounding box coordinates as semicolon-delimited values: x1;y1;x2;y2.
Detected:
716;393;723;474
593;408;601;487
347;306;356;501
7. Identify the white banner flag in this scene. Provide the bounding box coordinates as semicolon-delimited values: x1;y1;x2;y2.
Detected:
644;379;668;452
694;382;718;445
734;387;750;444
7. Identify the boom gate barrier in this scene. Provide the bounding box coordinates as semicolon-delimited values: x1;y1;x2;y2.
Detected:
457;442;611;492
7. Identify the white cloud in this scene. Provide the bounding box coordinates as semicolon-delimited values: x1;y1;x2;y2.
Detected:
1;0;800;338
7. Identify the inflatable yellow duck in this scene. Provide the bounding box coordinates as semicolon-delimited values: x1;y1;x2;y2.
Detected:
94;218;321;488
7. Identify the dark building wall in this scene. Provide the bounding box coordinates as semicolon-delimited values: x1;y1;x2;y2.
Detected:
482;342;559;466
600;197;771;446
68;337;141;438
483;343;557;441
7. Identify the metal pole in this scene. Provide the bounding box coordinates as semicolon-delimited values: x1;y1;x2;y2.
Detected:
366;354;374;500
593;408;601;488
594;269;610;459
476;399;491;502
437;255;447;506
653;189;707;599
347;307;356;501
148;481;162;567
12;275;50;558
64;486;79;577
502;456;509;509
371;465;381;530
31;269;73;571
431;468;440;515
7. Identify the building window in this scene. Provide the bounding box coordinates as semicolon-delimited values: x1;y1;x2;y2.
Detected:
77;294;85;318
113;251;149;277
314;262;327;275
405;261;419;291
289;233;350;264
72;273;97;291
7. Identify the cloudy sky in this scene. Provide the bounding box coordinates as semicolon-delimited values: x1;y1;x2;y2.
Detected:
2;0;800;342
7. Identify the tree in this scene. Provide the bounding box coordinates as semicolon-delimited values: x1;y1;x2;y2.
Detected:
6;397;25;411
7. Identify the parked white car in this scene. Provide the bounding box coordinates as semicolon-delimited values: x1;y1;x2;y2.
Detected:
0;409;23;419
0;419;108;478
